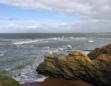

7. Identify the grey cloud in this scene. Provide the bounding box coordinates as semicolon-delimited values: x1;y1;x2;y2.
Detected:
0;0;111;19
2;20;111;33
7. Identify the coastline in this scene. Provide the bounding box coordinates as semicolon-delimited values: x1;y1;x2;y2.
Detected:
24;77;95;86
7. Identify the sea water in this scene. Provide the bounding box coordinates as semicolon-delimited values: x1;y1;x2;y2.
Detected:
0;33;111;84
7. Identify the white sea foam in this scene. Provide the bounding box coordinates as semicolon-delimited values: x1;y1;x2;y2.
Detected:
36;77;47;82
51;37;64;40
13;40;40;45
15;74;46;84
12;37;68;45
69;37;87;40
4;68;11;71
65;45;73;50
81;50;89;55
13;36;88;45
0;53;4;56
13;65;46;84
12;56;45;84
88;40;95;43
69;50;90;55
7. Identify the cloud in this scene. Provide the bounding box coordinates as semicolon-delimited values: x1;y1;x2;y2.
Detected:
0;0;111;33
1;20;111;33
66;20;111;32
0;16;15;21
0;0;111;20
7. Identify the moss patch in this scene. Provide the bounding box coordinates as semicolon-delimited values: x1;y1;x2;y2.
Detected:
0;75;23;86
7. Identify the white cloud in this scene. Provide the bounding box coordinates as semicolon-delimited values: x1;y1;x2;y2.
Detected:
1;0;111;32
1;20;111;33
0;0;111;19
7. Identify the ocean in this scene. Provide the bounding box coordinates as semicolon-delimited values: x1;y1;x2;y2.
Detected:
0;33;111;84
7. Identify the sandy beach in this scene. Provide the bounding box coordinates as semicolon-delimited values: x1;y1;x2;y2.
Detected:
24;77;95;86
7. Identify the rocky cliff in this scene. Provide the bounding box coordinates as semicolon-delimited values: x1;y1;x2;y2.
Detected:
37;44;111;86
88;44;111;59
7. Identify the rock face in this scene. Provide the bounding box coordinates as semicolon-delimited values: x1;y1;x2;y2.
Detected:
88;44;111;59
0;75;22;86
37;52;94;80
37;44;111;86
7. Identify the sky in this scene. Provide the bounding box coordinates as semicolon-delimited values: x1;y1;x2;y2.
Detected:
0;0;111;33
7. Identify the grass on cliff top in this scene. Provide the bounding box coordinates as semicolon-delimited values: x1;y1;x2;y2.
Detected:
0;75;23;86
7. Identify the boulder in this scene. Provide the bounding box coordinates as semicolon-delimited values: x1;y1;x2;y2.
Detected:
88;44;111;59
0;75;22;86
37;51;95;83
37;49;111;86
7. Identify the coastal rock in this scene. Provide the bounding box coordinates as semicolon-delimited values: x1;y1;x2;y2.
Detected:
37;44;111;86
37;51;95;83
88;44;111;59
0;75;22;86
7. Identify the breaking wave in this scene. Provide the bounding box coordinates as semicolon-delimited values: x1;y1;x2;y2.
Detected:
12;37;88;45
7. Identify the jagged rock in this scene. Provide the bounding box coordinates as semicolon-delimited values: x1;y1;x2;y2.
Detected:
88;44;111;59
0;75;22;86
37;49;111;86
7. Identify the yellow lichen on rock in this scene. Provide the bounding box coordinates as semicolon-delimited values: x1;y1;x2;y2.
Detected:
37;44;111;86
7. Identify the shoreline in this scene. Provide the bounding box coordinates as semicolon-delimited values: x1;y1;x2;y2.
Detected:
24;77;95;86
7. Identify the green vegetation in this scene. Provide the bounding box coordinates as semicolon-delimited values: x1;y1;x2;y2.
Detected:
0;75;23;86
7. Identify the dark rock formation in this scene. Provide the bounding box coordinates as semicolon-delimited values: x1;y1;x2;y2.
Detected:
0;75;22;86
37;44;111;86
